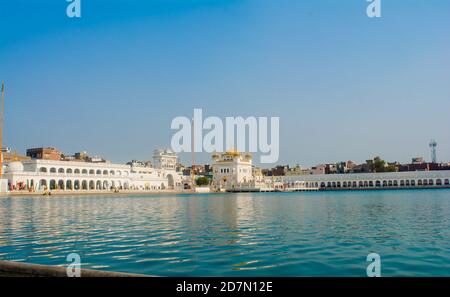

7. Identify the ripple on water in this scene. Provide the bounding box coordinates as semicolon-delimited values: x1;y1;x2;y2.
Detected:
1;191;450;276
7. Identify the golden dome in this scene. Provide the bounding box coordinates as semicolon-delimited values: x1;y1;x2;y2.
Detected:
225;149;240;157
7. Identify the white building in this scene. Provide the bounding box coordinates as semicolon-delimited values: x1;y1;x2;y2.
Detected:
3;150;183;193
153;149;177;170
211;151;256;191
284;171;450;190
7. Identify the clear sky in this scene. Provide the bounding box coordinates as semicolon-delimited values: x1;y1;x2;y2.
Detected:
1;0;449;167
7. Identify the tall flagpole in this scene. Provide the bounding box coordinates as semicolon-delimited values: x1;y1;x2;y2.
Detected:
0;81;4;180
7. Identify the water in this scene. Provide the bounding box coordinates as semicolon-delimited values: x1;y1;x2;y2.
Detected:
0;190;449;276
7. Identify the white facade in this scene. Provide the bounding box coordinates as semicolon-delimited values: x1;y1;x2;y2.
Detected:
211;151;254;191
284;171;450;189
4;158;183;193
153;149;177;170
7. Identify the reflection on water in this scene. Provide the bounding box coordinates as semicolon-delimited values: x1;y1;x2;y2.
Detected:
0;190;449;276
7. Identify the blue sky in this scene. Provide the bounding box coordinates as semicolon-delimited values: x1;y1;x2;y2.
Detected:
1;0;449;167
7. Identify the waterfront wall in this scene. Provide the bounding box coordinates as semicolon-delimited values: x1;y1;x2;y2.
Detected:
4;159;183;193
284;170;450;189
0;260;148;277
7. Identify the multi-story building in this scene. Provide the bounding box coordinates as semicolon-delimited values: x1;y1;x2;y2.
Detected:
26;147;62;160
211;150;254;191
4;148;183;193
262;165;289;176
153;149;177;170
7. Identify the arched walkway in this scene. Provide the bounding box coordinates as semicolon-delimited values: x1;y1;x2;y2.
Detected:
167;174;174;190
49;179;57;190
58;180;65;190
66;180;73;190
40;179;47;190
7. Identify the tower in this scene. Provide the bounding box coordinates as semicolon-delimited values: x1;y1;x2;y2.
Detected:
429;139;437;164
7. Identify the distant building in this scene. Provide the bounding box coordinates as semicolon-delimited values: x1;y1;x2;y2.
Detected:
325;164;337;174
287;164;303;175
263;165;289;176
285;164;327;175
4;148;183;192
2;147;30;163
252;166;264;183
126;160;152;168
412;157;425;164
88;156;107;163
336;162;349;174
399;162;450;172
211;151;254;191
183;165;207;176
60;150;107;163
153;149;177;170
350;158;382;173
74;151;88;161
26;147;62;161
175;162;186;173
1;147;11;154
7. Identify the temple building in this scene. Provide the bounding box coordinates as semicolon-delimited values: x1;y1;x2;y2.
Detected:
211;150;257;191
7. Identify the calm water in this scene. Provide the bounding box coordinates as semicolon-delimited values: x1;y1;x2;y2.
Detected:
0;190;449;276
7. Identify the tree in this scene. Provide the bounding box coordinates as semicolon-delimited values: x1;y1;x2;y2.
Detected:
367;156;397;173
196;176;210;186
373;156;386;173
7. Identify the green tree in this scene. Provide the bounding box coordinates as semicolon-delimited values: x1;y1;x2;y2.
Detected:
196;176;210;186
368;156;397;173
373;156;387;172
386;165;397;172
